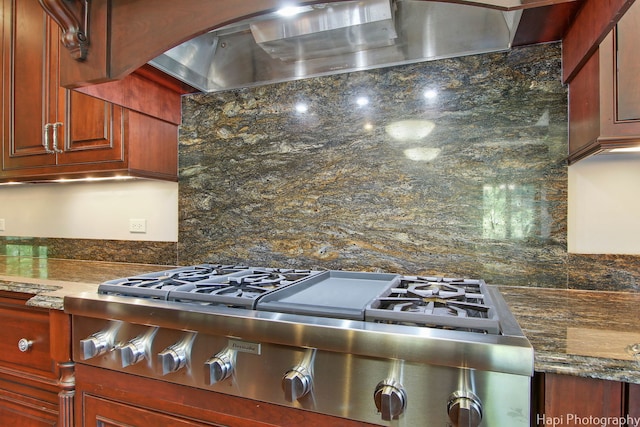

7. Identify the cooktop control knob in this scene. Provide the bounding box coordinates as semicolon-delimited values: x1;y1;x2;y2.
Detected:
79;331;112;360
282;366;312;402
374;380;407;421
205;348;235;385
447;391;483;427
158;345;187;375
119;337;146;367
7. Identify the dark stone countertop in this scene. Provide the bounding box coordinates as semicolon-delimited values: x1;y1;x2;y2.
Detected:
1;256;638;383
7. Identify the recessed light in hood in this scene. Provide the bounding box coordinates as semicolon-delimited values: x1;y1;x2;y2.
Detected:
148;0;522;93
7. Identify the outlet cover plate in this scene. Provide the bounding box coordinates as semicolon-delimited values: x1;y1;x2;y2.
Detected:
129;219;147;233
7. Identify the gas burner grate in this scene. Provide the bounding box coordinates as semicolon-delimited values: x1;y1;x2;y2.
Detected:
98;265;321;308
98;264;252;300
168;269;321;308
364;276;501;334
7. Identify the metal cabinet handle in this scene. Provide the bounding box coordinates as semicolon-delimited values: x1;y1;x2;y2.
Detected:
52;122;64;153
43;123;54;153
18;338;33;352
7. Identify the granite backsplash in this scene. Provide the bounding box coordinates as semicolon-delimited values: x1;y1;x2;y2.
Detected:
1;42;639;291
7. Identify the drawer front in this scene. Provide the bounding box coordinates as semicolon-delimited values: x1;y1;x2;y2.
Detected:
0;306;53;376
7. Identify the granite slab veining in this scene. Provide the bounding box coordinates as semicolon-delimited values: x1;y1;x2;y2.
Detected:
0;256;638;383
178;42;569;288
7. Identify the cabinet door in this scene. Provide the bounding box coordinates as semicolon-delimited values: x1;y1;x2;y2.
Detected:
630;383;640;419
542;374;624;424
616;2;640;122
2;0;57;171
600;0;640;138
84;395;220;427
2;0;124;176
0;399;57;427
57;89;125;166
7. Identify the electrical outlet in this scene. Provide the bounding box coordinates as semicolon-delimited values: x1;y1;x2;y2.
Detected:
129;218;147;233
0;219;4;231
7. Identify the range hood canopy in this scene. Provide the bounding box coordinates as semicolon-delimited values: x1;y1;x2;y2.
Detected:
149;0;523;93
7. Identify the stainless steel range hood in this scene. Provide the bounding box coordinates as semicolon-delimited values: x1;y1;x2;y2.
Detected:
149;0;522;93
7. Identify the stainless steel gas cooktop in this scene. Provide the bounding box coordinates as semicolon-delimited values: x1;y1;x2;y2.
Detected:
66;264;533;426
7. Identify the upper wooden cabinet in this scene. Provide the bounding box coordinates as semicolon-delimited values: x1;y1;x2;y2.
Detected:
600;2;640;136
567;0;640;163
1;0;181;182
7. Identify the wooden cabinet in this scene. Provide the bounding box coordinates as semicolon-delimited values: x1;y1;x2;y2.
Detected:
535;373;640;426
76;364;377;427
1;0;180;182
567;0;640;163
630;383;640;419
599;2;640;138
0;291;74;427
542;374;624;422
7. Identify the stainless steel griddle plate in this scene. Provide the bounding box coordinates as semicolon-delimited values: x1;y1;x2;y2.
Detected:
255;270;401;320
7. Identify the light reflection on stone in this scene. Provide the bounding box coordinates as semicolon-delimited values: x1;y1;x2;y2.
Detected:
403;147;441;161
385;120;435;141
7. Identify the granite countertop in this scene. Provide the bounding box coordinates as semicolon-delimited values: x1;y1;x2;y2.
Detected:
1;256;639;383
0;256;173;309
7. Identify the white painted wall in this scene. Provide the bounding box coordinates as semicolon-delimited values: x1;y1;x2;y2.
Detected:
1;153;638;251
0;179;178;242
568;153;640;254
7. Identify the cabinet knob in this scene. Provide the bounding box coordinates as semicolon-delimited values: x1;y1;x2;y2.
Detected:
17;338;33;352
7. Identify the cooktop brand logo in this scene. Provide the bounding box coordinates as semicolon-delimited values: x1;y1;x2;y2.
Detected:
228;339;261;355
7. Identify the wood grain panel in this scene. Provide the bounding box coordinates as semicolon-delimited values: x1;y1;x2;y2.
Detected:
562;0;635;83
76;364;379;427
544;373;624;422
568;48;600;159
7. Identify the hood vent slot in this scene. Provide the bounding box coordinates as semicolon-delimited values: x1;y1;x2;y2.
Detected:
149;0;522;93
250;0;397;61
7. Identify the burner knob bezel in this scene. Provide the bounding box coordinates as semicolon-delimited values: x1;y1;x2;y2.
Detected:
373;379;407;421
205;348;236;385
118;337;147;367
447;390;483;427
282;366;312;402
79;331;112;360
158;345;187;375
